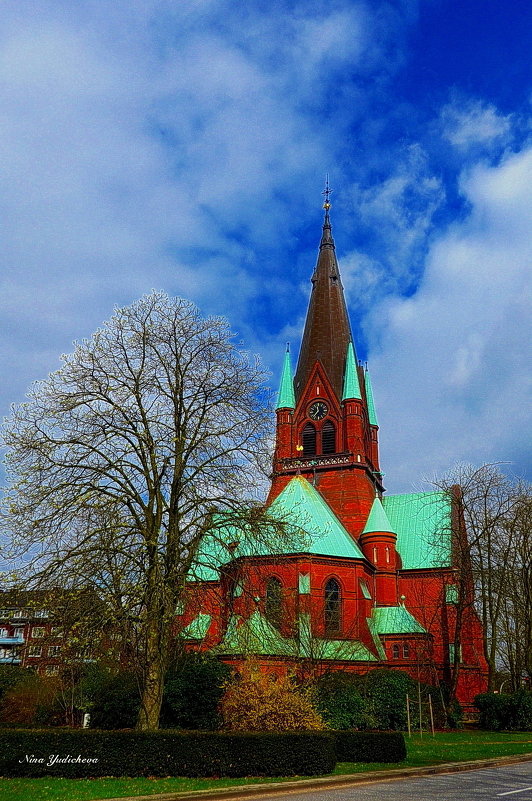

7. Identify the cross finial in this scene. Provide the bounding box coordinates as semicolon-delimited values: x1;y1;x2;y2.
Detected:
322;174;332;211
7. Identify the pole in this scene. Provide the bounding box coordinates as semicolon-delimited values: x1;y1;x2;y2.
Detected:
428;694;435;737
406;693;411;737
418;679;423;737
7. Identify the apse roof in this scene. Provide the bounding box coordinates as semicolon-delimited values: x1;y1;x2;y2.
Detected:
383;491;452;570
215;610;377;661
371;605;428;635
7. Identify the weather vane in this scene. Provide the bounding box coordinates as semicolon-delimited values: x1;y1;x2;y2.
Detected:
322;174;332;210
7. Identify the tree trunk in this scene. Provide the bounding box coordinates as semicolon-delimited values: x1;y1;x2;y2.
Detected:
136;615;169;731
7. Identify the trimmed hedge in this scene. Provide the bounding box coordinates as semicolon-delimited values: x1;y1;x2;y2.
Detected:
332;730;406;763
0;729;336;778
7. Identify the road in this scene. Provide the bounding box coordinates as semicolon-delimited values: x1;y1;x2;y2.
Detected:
252;762;532;801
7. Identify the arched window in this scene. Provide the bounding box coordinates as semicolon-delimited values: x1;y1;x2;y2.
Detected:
392;644;400;659
403;643;410;659
302;423;316;457
265;577;283;627
324;578;341;635
322;420;336;454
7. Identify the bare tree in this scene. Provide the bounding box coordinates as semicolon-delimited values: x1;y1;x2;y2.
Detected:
1;291;276;729
431;464;531;693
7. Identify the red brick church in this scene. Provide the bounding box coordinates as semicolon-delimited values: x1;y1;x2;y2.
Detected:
180;197;488;708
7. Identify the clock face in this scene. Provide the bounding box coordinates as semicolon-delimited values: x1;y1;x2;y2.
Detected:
309;401;328;420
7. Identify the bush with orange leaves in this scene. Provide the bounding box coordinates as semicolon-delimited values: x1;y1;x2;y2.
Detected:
220;661;325;731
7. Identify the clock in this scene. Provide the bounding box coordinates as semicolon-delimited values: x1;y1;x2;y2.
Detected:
309;401;328;420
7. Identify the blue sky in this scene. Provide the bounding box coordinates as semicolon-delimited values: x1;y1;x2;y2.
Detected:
0;0;530;492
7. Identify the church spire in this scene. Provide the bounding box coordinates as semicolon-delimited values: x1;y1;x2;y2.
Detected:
293;183;354;402
276;344;296;410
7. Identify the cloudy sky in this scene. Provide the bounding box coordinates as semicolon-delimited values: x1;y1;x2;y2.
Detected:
0;0;530;493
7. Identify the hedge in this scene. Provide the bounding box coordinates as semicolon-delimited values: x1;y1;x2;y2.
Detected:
332;730;406;763
0;729;336;778
475;690;532;731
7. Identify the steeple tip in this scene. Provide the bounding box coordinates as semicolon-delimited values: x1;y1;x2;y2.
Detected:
320;176;334;249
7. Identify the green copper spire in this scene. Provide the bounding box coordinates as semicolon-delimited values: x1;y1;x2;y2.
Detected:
363;497;394;534
365;367;379;427
276;345;296;410
342;341;361;401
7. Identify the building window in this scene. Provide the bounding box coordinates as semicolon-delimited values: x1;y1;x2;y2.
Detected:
449;643;462;663
324;578;341;635
265;577;283;628
322;420;336;454
33;609;49;618
48;645;61;657
0;628;8;637
32;627;46;638
50;626;62;636
403;643;410;659
302;423;316;457
392;644;400;659
27;646;42;658
45;665;59;676
445;584;459;605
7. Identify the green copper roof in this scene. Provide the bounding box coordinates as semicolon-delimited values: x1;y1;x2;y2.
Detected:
216;611;376;661
268;477;365;559
342;342;361;401
180;613;212;640
190;477;365;582
276;348;296;410
364;368;379;427
216;611;296;656
363;497;395;534
371;606;427;635
366;616;387;659
383;491;452;569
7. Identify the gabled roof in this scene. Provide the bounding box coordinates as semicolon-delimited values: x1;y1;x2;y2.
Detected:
268;477;365;560
362;497;395;535
383;491;452;569
371;605;427;635
190;476;365;581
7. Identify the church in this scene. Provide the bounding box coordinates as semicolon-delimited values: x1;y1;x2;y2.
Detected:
179;196;488;709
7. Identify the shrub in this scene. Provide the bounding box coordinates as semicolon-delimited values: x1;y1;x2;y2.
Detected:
220;660;325;731
0;729;336;777
0;666;34;702
313;672;373;730
358;669;416;730
89;672;140;729
0;673;61;726
161;653;232;729
475;690;532;731
332;730;406;763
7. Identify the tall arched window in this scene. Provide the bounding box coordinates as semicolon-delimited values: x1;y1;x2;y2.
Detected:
322;420;336;454
265;577;283;627
302;423;316;457
324;578;341;635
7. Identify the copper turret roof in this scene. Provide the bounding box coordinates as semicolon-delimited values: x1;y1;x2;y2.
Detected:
294;207;355;402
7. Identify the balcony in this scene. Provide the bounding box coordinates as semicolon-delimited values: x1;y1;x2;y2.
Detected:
0;636;25;646
0;656;21;664
280;452;353;471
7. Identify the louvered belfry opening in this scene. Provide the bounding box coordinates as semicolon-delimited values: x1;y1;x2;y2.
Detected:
321;420;336;454
324;578;341;635
302;422;316;456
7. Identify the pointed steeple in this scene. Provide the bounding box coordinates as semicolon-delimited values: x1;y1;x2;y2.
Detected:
276;345;296;410
294;187;354;402
365;367;379;427
342;341;361;401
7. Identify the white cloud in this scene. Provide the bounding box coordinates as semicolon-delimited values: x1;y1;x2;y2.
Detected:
440;98;513;150
367;145;532;491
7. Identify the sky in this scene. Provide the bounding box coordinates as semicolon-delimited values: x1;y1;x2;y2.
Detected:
0;0;530;493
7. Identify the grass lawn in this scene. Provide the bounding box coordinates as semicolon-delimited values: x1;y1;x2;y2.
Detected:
2;731;532;801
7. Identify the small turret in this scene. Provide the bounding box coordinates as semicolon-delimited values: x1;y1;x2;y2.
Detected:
359;497;398;606
273;345;294;464
364;367;380;472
